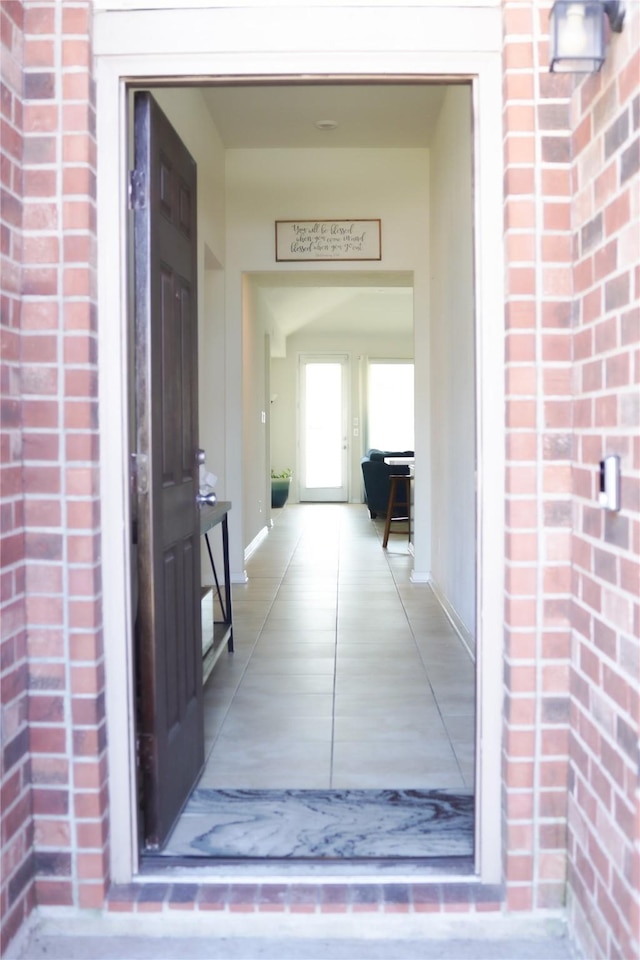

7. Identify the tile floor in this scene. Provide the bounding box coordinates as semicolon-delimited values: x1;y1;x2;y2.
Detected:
197;503;475;792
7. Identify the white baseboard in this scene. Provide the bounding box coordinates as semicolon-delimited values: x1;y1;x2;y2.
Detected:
430;579;476;661
410;569;432;583
244;525;269;566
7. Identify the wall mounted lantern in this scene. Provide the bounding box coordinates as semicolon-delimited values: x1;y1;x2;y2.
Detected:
549;1;625;72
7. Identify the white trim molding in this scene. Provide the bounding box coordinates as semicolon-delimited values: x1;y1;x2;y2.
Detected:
95;2;505;888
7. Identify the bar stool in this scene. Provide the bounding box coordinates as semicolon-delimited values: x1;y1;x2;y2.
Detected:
382;474;411;549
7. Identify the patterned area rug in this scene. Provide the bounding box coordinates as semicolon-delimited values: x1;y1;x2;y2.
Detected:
162;788;474;858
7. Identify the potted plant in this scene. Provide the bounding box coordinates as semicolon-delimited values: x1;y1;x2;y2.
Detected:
271;468;292;508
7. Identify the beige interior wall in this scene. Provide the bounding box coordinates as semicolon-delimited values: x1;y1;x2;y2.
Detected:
429;85;476;638
241;278;270;542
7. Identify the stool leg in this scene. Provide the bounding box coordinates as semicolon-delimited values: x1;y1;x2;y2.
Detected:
382;476;397;549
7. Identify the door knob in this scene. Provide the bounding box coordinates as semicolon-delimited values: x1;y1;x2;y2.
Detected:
196;491;217;505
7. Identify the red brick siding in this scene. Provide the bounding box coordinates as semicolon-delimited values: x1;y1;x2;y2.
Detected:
1;0;107;936
105;881;504;915
566;5;640;958
0;2;35;952
502;0;574;914
503;4;640;951
27;0;106;913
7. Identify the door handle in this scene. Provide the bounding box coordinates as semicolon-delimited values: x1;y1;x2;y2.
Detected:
196;491;217;506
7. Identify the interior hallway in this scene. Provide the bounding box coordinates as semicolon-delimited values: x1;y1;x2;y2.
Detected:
199;503;475;791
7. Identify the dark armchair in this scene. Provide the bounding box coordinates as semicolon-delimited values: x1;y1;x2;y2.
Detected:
360;449;414;519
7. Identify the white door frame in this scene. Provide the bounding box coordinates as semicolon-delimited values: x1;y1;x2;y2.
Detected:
95;4;505;886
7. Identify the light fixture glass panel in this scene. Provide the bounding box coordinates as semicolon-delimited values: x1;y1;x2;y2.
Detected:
550;1;606;72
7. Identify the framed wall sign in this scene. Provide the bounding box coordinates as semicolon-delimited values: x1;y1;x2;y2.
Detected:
275;219;381;262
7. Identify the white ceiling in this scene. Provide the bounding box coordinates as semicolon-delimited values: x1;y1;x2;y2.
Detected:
249;271;414;347
197;83;449;348
201;83;447;149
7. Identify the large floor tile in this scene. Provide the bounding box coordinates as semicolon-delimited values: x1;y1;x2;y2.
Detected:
263;612;338;631
259;623;338;640
198;740;332;789
236;673;335;695
333;692;438;717
432;689;476;717
335;640;418;658
268;600;338;616
215;713;333;742
337;622;415;637
170;503;477;851
336;655;426;676
333;709;446;743
443;714;476;744
334;674;433;697
275;587;338;602
331;740;465;790
251;640;336;659
243;656;336;676
232;578;281;595
226;690;335;718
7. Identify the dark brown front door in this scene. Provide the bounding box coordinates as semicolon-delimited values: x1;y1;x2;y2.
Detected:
133;91;203;851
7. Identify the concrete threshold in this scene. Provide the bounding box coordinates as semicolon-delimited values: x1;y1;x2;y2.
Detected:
7;910;578;960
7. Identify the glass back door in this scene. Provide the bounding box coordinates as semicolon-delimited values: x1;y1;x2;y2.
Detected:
299;355;349;502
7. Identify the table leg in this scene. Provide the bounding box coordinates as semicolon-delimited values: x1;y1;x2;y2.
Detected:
221;514;234;651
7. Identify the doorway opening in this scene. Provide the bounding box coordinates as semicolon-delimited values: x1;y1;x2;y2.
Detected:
123;76;481;871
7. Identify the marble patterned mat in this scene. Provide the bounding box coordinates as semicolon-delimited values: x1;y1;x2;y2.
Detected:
162;788;474;858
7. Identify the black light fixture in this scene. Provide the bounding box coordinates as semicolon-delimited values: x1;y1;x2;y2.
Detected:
549;1;625;73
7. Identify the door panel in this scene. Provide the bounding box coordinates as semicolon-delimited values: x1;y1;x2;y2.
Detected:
299;355;349;502
133;91;203;851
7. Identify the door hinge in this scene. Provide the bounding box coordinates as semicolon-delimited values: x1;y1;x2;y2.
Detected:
131;452;149;496
128;169;146;210
137;733;153;773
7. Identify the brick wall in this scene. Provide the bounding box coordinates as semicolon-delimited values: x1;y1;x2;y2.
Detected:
502;0;575;914
1;1;107;943
1;1;638;955
1;2;34;952
503;6;640;953
566;4;640;958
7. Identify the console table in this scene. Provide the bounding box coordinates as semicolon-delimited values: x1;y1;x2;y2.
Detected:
199;500;233;683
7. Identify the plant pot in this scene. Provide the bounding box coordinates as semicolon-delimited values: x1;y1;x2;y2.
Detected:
271;478;291;508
